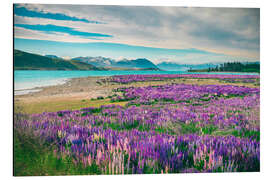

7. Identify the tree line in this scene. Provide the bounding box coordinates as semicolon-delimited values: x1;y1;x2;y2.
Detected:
189;62;260;73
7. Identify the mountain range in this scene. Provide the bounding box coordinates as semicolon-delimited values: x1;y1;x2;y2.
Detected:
71;57;159;70
15;49;256;72
14;50;160;71
71;56;219;71
71;56;115;67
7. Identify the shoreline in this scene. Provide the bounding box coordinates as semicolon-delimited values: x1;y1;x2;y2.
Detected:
14;70;260;96
15;76;108;99
14;74;259;114
14;76;120;114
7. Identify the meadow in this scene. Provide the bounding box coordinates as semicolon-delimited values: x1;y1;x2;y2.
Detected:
14;74;260;175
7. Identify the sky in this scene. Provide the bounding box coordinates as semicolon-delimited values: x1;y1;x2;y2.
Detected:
14;4;260;64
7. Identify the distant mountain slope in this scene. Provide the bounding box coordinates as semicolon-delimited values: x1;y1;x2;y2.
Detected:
156;62;189;71
115;58;158;69
157;62;217;71
14;50;102;70
45;55;61;59
73;56;160;70
72;56;116;67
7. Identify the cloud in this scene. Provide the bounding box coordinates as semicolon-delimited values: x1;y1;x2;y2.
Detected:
14;4;260;60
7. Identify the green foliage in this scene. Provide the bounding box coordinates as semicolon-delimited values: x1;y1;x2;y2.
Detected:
14;49;102;70
180;123;200;134
179;123;217;135
192;103;203;106
232;129;260;141
97;96;104;100
103;122;122;131
110;98;131;103
14;131;101;176
122;120;140;130
155;126;175;135
188;61;260;73
200;98;211;102
138;125;150;132
201;125;218;135
81;107;102;115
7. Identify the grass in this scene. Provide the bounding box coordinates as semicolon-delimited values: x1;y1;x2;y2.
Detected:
232;129;260;141
109;78;258;88
15;98;127;114
14;131;102;176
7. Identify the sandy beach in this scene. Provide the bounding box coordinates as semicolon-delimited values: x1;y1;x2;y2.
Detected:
15;76;111;101
14;76;118;114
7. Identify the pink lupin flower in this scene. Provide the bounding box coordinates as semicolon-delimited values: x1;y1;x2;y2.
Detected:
208;150;215;170
127;154;130;173
208;157;212;169
108;159;111;174
204;159;207;169
82;157;87;167
122;159;124;174
96;149;102;165
112;159;115;175
87;154;92;165
193;154;197;165
165;165;169;173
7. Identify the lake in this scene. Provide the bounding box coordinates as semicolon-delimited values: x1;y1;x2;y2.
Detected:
14;70;259;95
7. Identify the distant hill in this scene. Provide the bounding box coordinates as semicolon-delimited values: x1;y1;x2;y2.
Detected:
45;55;62;59
14;50;103;70
156;62;189;71
73;56;160;70
115;58;159;69
157;62;217;71
72;56;116;67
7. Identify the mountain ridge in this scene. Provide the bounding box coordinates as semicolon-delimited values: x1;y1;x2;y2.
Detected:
14;50;103;71
72;56;160;70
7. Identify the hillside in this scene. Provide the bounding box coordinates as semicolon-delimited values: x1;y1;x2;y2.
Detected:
72;56;116;67
115;58;158;69
45;55;61;59
72;56;160;70
14;50;102;70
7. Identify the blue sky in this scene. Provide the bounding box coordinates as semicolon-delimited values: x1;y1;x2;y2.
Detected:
15;24;113;39
14;4;260;64
14;4;103;24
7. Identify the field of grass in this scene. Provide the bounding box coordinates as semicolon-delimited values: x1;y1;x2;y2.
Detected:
15;98;127;114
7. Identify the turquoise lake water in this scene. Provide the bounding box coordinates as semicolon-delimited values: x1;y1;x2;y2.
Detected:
14;70;259;95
